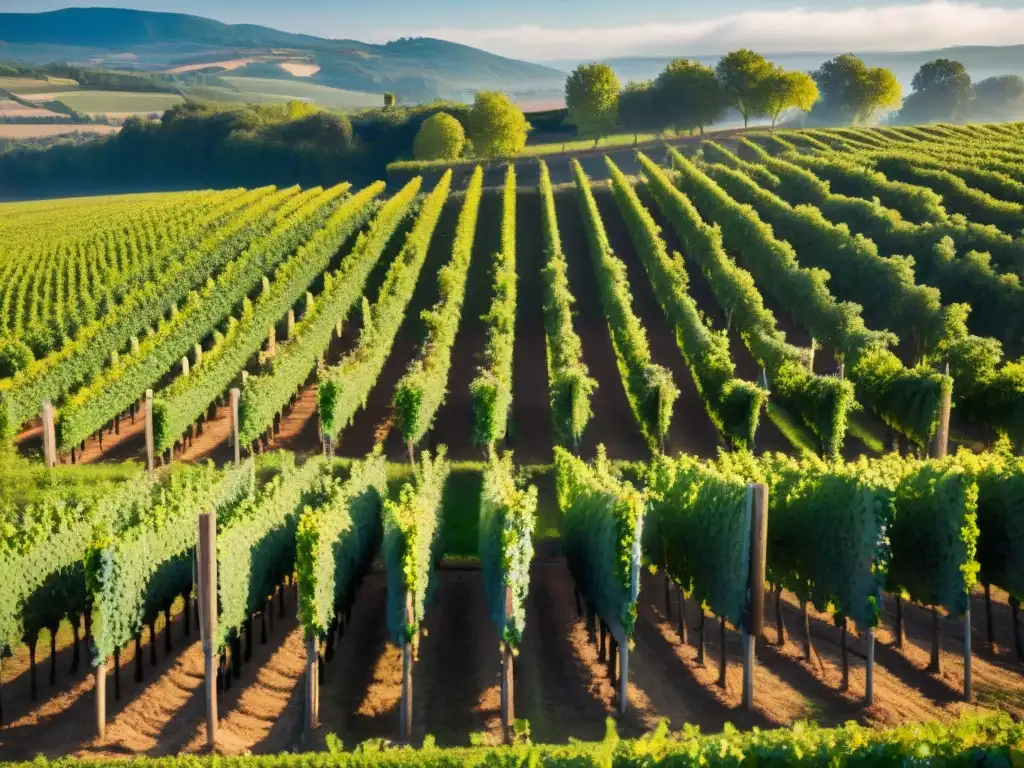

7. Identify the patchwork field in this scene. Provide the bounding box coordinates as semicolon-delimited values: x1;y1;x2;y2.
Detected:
19;90;185;116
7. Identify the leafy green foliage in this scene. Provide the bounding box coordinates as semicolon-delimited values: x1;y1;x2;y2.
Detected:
669;147;950;447
606;156;765;449
394;167;483;446
639;152;856;456
383;447;450;647
413;112;466;161
715;49;773;128
4;713;1024;765
537;160;597;449
469;92;529;158
571;159;678;449
236;181;411;447
555;446;643;639
319;172;452;440
479;451;537;649
0;187;286;438
653;59;724;134
216;454;325;651
58;185;349;452
296;450;387;638
87;460;255;662
644;454;751;625
152;183;383;453
810;54;903;124
471;166;517;447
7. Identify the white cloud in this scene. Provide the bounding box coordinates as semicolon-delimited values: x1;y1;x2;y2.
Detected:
405;1;1024;60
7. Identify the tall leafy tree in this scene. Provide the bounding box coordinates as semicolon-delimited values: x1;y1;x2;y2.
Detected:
565;63;621;145
974;75;1024;120
761;69;820;128
715;49;773;129
654;58;725;135
618;80;659;144
469;91;530;158
898;59;973;123
811;54;902;124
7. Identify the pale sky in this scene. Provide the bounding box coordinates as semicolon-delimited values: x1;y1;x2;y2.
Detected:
4;1;1024;60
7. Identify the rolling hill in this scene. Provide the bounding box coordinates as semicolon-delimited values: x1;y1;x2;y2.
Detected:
0;7;566;103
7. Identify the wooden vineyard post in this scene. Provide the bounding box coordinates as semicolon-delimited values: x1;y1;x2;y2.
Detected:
400;590;414;743
230;388;240;466
305;635;318;738
618;623;629;715
287;309;296;339
95;657;108;740
501;585;514;743
929;374;952;461
964;606;973;702
41;399;56;468
865;626;874;705
267;327;276;357
743;483;768;711
145;389;154;477
197;512;218;750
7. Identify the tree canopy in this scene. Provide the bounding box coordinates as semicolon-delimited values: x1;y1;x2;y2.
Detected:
413;111;466;161
469;91;530;158
898;58;973;123
811;54;903;124
974;75;1024;120
654;58;725;134
715;49;773;128
761;69;820;128
565;62;621;143
618;80;659;142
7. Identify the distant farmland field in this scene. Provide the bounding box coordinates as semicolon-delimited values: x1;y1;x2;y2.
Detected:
0;75;79;95
219;76;383;109
0;123;120;138
21;90;184;116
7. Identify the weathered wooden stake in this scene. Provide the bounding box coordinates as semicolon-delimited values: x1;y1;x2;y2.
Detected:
775;587;786;646
865;626;874;705
840;619;849;691
964;608;973;702
145;389;154;477
198;512;218;750
400;591;414;743
618;636;629;715
718;617;728;688
305;635;318;738
744;483;768;711
287;309;296;338
929;376;952;460
230;388;240;466
267;327;276;357
802;601;813;661
895;595;905;648
501;585;515;742
181;356;190;377
677;590;687;644
95;657;108;740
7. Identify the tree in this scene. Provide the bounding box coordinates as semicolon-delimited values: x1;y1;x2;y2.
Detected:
974;75;1024;120
810;54;902;124
413;111;466;160
469;91;530;158
618;80;659;143
761;69;820;128
565;63;621;145
897;59;972;123
715;49;773;129
654;58;725;135
384;92;397;108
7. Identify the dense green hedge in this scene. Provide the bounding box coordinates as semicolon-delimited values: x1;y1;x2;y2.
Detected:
6;714;1024;766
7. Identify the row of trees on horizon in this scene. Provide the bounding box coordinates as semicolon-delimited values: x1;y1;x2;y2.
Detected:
561;51;1024;144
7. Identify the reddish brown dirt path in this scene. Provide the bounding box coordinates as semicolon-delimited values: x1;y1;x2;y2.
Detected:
1;588;303;760
509;191;555;464
553;191;649;461
592;187;725;459
429;189;499;462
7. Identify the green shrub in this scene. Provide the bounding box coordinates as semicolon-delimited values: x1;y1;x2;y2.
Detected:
413;112;466;161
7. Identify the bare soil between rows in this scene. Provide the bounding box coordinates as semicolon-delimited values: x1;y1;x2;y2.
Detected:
6;560;1024;760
